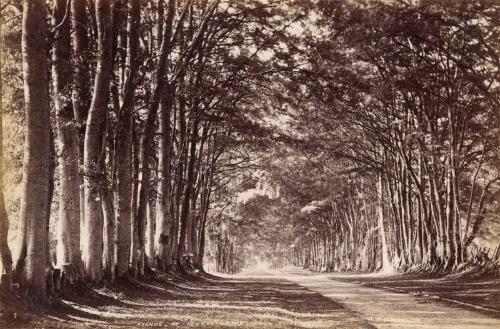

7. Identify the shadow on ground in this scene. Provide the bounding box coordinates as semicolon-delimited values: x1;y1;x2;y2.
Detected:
1;272;374;329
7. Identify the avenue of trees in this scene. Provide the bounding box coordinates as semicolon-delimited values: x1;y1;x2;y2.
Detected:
0;0;299;300
0;0;499;304
204;0;500;276
286;0;500;274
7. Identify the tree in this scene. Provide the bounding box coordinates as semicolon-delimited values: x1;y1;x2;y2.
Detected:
0;3;13;289
70;0;90;239
114;0;140;280
154;0;175;271
52;0;84;282
82;0;114;283
13;0;52;299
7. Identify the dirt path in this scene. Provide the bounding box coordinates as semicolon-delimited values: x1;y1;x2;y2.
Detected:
2;272;373;329
5;270;499;329
280;270;500;329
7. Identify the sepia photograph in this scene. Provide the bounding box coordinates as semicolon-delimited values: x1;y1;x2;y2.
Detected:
0;0;499;328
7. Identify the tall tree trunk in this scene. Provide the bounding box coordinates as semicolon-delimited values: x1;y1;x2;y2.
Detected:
177;115;199;268
70;0;90;239
53;0;84;282
130;121;140;277
0;15;13;289
135;0;178;275
82;0;114;283
102;187;115;281
45;131;56;294
145;197;155;266
14;0;52;299
0;189;11;289
196;150;214;271
114;0;139;280
445;170;456;269
172;95;187;270
152;0;168;265
447;106;462;267
155;89;174;269
115;114;132;278
377;172;392;273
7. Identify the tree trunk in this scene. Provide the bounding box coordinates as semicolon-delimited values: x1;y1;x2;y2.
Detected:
82;0;114;283
114;0;140;280
177;116;199;268
377;172;392;273
130;121;140;277
114;112;132;278
70;0;90;240
145;197;155;266
52;0;84;282
135;0;177;275
0;18;13;288
155;83;175;269
0;189;11;289
172;95;187;270
14;0;52;299
196;152;214;270
102;187;115;281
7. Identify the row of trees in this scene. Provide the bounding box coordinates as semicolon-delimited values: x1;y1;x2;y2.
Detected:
202;0;499;276
0;0;296;300
289;0;499;274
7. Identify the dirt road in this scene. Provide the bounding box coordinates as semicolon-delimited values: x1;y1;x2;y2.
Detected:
4;270;500;328
281;270;500;329
2;272;373;329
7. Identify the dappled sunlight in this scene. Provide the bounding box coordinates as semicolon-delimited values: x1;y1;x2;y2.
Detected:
18;274;373;329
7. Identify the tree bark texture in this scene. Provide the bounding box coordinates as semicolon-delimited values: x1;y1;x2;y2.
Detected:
82;0;114;283
53;0;84;281
15;0;52;299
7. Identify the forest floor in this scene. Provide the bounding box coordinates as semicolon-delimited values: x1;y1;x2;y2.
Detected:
0;270;373;329
281;268;500;329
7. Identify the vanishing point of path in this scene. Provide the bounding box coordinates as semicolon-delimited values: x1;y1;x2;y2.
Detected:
279;270;500;329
